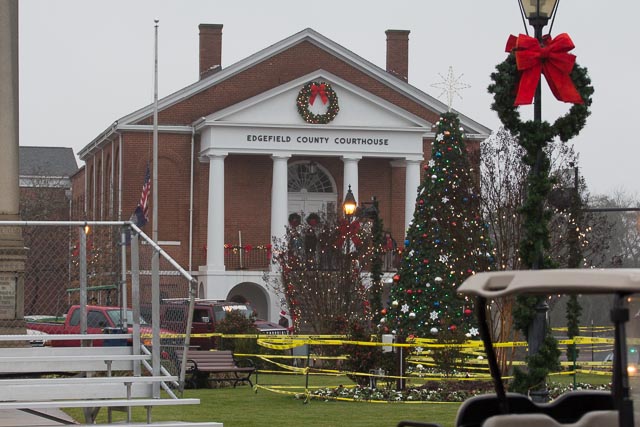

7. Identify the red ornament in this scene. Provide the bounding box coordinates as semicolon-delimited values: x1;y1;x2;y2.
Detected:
422;233;427;238
393;274;400;282
505;33;583;105
449;325;457;331
423;259;429;264
381;308;387;315
419;199;425;205
452;222;457;226
407;289;413;295
464;308;472;316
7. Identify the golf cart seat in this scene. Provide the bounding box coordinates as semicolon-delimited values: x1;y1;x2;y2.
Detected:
455;391;615;427
482;410;618;427
454;269;640;427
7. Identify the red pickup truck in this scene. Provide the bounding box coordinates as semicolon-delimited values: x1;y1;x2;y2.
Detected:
26;305;156;347
144;300;289;350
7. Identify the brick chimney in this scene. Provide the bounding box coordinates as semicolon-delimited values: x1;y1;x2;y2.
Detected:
199;24;223;79
385;29;410;82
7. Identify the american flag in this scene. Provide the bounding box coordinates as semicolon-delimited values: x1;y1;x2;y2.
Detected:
134;163;151;227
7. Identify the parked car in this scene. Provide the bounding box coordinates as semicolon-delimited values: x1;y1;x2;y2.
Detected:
144;299;288;350
26;305;164;347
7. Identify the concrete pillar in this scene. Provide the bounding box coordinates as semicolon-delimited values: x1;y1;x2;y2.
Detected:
342;155;361;204
0;0;26;335
0;0;19;223
270;154;290;243
205;153;226;271
404;159;422;233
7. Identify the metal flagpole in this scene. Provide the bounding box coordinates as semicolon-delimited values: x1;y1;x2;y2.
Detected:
151;19;161;398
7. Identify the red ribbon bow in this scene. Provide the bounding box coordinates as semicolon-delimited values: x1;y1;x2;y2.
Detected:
505;33;583;106
309;83;329;105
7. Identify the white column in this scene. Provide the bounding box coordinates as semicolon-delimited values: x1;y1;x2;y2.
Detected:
206;153;226;271
404;159;422;233
270;154;290;243
342;155;361;203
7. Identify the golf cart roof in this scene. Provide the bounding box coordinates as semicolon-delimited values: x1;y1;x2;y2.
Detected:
458;269;640;298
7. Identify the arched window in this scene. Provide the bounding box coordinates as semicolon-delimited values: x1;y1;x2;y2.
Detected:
287;162;337;219
288;162;334;193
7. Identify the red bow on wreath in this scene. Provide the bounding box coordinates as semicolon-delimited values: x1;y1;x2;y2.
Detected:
309;83;328;105
336;219;362;248
505;33;583;106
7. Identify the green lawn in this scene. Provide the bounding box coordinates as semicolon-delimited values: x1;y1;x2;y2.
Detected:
65;373;460;426
63;372;612;426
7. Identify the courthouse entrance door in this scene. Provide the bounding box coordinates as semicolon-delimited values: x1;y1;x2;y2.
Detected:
287;162;337;223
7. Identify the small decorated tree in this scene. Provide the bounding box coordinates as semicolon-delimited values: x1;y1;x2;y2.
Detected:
268;214;374;334
385;112;492;374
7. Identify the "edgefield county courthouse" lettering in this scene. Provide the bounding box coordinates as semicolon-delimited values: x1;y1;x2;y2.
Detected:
246;134;390;146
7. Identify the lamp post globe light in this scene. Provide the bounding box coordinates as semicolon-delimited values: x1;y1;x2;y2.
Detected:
342;185;357;219
519;0;559;126
519;0;559;26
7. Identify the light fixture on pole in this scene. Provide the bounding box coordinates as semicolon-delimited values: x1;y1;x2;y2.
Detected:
342;185;357;219
519;0;559;23
518;0;559;125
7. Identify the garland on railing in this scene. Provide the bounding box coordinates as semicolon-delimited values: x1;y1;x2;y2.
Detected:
204;244;273;259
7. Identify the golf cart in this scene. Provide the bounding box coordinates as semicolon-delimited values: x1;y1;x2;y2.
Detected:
398;269;640;427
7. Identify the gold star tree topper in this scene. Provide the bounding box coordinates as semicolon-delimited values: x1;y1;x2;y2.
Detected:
430;66;471;112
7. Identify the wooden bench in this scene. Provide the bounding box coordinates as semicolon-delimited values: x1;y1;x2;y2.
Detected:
183;350;255;388
0;339;204;425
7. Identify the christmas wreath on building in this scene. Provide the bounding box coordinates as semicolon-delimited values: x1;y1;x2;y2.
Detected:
296;81;339;124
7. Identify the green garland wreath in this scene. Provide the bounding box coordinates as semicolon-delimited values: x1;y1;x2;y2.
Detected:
488;53;594;142
296;81;339;124
489;51;594;396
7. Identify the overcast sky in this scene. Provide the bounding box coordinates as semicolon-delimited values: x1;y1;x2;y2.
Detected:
18;0;638;198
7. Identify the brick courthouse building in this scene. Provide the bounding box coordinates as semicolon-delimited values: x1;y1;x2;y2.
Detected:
72;24;490;322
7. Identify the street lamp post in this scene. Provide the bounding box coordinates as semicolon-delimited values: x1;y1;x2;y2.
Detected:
342;185;357;253
342;185;357;220
518;0;559;403
519;0;559;267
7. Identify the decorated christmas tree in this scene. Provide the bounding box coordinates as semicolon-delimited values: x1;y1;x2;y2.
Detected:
385;112;492;354
268;213;374;334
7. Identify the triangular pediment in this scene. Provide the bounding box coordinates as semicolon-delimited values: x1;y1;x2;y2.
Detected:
202;71;431;130
82;27;491;159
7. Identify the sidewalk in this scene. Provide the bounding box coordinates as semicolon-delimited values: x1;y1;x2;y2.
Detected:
0;409;77;426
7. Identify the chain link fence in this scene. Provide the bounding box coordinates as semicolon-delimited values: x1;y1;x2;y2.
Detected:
1;221;195;388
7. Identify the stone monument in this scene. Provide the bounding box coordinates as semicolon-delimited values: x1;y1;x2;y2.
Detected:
0;0;27;336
